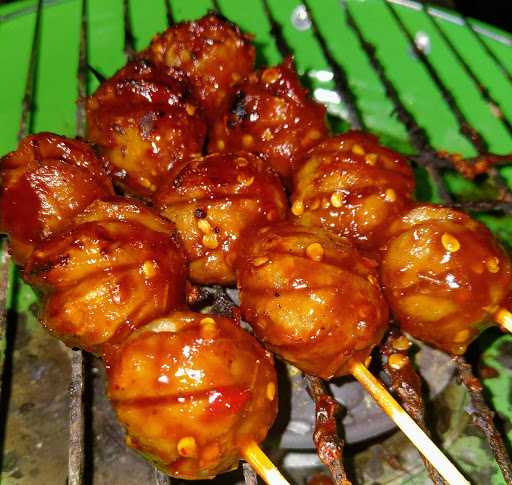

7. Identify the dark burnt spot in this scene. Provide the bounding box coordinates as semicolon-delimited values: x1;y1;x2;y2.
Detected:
230;91;247;121
194;208;207;219
139;112;157;139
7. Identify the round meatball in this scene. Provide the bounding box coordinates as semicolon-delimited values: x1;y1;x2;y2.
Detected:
208;58;328;185
237;222;389;379
149;14;255;121
86;59;206;197
154;152;288;285
291;131;415;249
105;311;277;480
381;204;512;355
0;132;113;265
24;197;187;353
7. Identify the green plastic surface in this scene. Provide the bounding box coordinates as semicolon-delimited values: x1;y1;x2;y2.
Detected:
0;0;511;483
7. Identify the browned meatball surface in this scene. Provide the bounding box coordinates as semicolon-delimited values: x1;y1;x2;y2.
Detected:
237;222;389;379
381;205;512;355
86;59;206;197
149;14;255;121
106;311;277;480
0;132;113;265
291;131;415;249
24;198;187;353
208;58;328;185
154;152;288;285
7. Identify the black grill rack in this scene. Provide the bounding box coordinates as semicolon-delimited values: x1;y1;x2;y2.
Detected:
0;0;511;484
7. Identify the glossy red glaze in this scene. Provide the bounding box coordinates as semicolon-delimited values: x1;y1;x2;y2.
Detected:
208;58;328;185
86;59;207;197
24;197;187;353
381;204;512;355
237;221;389;379
291;131;415;249
149;14;255;121
0;132;113;265
154;152;288;285
106;311;277;480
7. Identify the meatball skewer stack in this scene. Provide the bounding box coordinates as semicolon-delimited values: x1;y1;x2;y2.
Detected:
288;130;512;356
3;10;508;485
143;16;469;484
235;221;468;485
288;130;512;481
0;133;289;485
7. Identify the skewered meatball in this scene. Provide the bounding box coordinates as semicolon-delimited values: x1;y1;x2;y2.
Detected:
0;132;113;265
24;197;187;352
105;311;277;480
86;59;206;197
208;58;328;185
154;152;288;285
291;131;415;249
237;222;389;379
381;204;512;355
149;14;255;121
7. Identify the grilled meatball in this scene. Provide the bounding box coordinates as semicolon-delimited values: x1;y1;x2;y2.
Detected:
208;58;328;185
291;131;415;249
24;198;187;352
149;14;255;121
0;132;113;265
86;59;206;197
105;311;277;480
237;222;389;379
154;152;288;285
381;205;512;355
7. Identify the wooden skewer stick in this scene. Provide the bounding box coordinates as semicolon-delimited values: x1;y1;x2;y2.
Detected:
494;308;512;334
241;441;290;485
350;360;469;485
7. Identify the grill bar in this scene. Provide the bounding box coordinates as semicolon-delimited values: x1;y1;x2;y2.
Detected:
424;10;512;136
305;375;351;485
18;0;43;140
466;21;512;84
123;0;135;61
68;1;89;483
303;0;363;130
341;0;454;203
261;0;292;59
455;357;512;482
385;1;512;202
385;1;489;154
164;0;174;26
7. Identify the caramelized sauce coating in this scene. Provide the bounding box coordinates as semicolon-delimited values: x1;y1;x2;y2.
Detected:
24;198;187;353
237;222;389;379
381;205;512;355
154;152;288;285
105;311;277;479
149;14;255;121
86;59;206;197
291;131;415;249
208;58;328;185
0;132;113;265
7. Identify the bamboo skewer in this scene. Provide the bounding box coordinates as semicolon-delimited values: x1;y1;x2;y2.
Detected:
495;308;512;334
241;441;290;485
350;360;469;485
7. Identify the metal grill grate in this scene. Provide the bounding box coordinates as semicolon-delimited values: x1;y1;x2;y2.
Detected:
0;0;511;483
